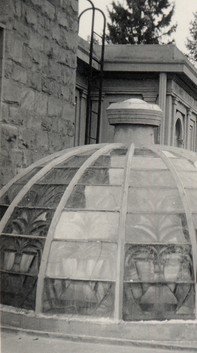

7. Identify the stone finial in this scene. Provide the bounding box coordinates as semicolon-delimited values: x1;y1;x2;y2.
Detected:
107;98;163;145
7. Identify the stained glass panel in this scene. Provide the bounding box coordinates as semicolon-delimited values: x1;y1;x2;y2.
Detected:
123;244;194;320
170;158;196;171
19;184;66;208
131;157;167;170
3;207;53;236
126;214;190;243
0;206;7;221
66;185;121;210
128;188;183;212
58;151;97;167
46;241;117;281
1;273;38;310
93;148;127;168
178;172;197;188
54;211;119;240
0;235;45;310
124;244;193;282
38;168;78;185
134;148;158;157
123;283;195;320
185;190;197;211
43;279;115;317
0;168;41;205
129;170;176;187
78;168;124;185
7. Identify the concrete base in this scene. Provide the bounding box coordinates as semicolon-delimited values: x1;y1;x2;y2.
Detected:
1;306;197;348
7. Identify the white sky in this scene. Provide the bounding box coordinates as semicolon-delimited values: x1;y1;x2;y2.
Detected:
78;0;197;54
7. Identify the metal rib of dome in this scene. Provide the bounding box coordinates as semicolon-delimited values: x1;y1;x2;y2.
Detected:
0;142;197;321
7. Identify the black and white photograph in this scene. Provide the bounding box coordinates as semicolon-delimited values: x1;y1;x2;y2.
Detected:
0;0;197;352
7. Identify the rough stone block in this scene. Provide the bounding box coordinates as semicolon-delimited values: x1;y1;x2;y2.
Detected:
19;128;37;150
48;131;63;151
1;123;18;146
10;149;23;168
1;103;9;123
43;0;55;20
36;130;49;151
48;96;63;116
24;6;38;27
6;35;23;63
3;79;21;103
20;89;35;111
28;70;42;90
12;65;27;84
61;85;70;100
35;92;48;115
71;0;78;13
14;0;22;17
29;32;44;51
4;60;13;79
57;11;68;28
9;106;25;126
52;25;61;43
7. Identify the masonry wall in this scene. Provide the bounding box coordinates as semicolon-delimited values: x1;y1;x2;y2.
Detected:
0;0;78;187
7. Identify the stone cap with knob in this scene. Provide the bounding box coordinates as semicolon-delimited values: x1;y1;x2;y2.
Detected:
107;98;163;145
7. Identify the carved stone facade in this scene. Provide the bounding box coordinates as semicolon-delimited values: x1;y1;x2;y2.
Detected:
0;0;78;187
76;39;197;151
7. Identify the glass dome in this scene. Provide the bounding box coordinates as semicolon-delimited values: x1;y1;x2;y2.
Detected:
0;99;197;322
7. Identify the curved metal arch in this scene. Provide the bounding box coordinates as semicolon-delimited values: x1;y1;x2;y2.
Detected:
35;142;125;313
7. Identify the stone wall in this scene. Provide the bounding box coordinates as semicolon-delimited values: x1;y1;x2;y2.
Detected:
0;0;78;187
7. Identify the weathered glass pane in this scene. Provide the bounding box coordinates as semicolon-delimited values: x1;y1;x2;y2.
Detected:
79;168;124;185
192;214;197;231
126;214;190;243
170;158;196;171
123;283;195;320
38;168;78;185
54;211;119;240
131;157;167;170
93;148;127;168
128;188;183;212
178;172;197;188
129;170;176;187
66;185;121;210
19;184;66;208
0;273;37;310
134;148;157;157
0;205;8;221
46;241;117;281
43;279;115;317
59;152;97;167
3;207;53;236
162;151;177;158
186;190;197;211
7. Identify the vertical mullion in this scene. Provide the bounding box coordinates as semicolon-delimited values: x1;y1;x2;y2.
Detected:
114;144;134;320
